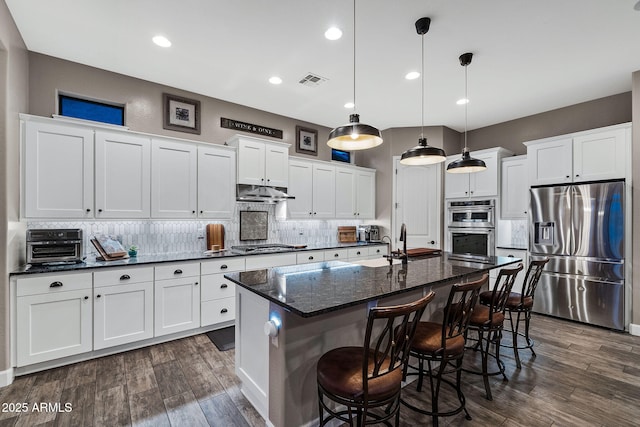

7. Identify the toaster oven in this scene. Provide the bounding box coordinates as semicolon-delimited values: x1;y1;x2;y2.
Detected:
26;229;84;265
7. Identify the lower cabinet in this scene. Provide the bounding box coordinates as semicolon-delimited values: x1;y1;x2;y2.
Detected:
201;274;236;327
154;263;201;336
491;248;528;293
16;273;93;367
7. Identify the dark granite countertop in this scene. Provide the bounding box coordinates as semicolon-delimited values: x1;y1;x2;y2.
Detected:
224;253;522;318
10;241;386;276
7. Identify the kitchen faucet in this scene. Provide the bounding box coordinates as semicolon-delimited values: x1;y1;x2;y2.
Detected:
399;223;408;264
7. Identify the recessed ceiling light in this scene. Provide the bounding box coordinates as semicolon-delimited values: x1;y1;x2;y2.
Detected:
405;71;420;80
269;76;283;85
325;27;343;40
152;35;171;48
344;102;355;109
456;98;469;105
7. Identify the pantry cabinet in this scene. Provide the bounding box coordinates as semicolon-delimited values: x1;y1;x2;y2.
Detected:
151;138;198;218
525;124;630;186
335;166;375;219
501;155;528;219
16;272;93;366
197;145;236;219
23;119;94;218
445;148;512;199
94;131;151;218
230;135;289;187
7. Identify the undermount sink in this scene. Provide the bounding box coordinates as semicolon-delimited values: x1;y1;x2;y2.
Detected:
350;257;403;268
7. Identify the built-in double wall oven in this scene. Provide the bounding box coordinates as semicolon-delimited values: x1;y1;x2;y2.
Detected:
447;199;495;261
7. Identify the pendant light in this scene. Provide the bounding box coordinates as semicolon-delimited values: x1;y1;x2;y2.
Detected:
446;52;487;173
327;0;383;151
400;17;446;165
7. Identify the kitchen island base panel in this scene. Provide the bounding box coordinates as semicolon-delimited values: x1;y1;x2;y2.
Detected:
236;286;449;427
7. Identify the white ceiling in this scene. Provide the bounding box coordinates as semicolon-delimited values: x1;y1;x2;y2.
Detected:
6;0;640;132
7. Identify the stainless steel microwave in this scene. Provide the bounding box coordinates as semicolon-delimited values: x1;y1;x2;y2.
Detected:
26;229;83;265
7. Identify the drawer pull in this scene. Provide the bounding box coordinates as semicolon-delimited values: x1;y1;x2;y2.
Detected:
308;256;314;260
50;281;63;288
220;264;228;270
174;269;183;275
120;274;131;281
220;284;228;289
221;308;228;314
356;251;361;255
334;254;339;258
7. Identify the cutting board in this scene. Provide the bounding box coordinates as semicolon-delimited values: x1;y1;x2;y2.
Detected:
206;224;225;250
406;248;442;257
338;226;357;243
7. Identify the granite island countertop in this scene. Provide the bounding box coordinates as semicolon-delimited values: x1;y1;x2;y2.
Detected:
224;253;522;317
10;241;385;276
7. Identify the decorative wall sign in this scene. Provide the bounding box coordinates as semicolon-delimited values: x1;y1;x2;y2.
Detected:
220;117;283;139
295;125;318;156
163;93;201;134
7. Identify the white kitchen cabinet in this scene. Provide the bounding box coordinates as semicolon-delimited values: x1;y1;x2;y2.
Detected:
287;159;335;218
229;135;290;187
296;250;325;264
93;267;154;350
94;131;151;218
335;166;376;219
492;248;528;294
151;138;198;218
197;145;236;219
245;253;297;270
501;155;528;219
201;273;236;327
23;119;94;218
16;273;93;366
324;248;349;261
525;124;630;186
444;148;510;199
154;263;201;336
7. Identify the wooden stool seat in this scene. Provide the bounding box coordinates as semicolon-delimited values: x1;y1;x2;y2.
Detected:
479;291;533;309
469;305;505;327
411;322;465;356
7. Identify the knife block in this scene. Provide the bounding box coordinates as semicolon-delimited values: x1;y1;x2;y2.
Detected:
206;224;225;250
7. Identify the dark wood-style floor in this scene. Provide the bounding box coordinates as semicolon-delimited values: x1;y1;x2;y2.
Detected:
1;314;640;426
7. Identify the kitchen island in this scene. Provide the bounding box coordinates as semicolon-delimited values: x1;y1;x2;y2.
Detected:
225;253;521;427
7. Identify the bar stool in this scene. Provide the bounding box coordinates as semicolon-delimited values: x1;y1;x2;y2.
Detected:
316;291;435;426
465;264;523;401
494;258;549;368
401;274;487;426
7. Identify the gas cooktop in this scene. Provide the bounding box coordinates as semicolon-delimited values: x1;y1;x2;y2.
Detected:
231;243;296;254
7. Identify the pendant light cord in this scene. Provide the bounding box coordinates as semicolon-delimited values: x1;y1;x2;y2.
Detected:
352;0;356;114
420;30;425;139
464;62;468;151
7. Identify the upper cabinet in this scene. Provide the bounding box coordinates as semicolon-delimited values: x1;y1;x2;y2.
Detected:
197;145;236;219
287;159;336;218
525;124;630;186
229;135;290;187
335;166;375;219
24;120;95;218
501;155;528;219
444;147;512;199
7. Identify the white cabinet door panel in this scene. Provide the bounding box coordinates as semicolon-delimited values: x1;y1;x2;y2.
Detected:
151;139;197;218
237;140;266;185
573;128;626;182
154;278;201;336
335;167;357;219
265;144;289;187
312;164;335;218
501;156;528;219
527;138;573;186
470;152;499;198
444;157;470;199
197;146;236;219
287;160;313;218
356;170;375;219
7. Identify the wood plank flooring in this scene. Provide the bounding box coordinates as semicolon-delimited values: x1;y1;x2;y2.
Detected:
1;314;640;426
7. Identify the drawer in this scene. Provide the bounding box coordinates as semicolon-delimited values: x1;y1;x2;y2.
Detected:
155;262;200;281
17;272;92;297
245;253;297;270
201;257;246;275
201;297;236;327
94;266;154;288
348;247;368;259
324;248;349;261
296;250;325;264
201;274;236;301
367;245;388;257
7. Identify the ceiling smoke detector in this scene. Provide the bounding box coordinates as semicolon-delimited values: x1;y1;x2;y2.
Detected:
298;73;328;87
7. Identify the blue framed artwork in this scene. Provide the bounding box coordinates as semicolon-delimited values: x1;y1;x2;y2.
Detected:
58;94;125;126
331;148;351;163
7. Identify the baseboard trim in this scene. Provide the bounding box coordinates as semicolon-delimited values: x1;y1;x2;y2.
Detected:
0;367;15;387
629;323;640;336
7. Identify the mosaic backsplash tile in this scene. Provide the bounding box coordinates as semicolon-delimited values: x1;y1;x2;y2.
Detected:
28;202;362;258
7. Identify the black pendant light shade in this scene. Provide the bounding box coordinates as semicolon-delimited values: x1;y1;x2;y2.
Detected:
446;52;486;174
400;138;446;165
327;0;382;151
399;16;446;166
327;114;383;151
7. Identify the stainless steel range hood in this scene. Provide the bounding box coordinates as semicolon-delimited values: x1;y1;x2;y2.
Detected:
236;184;294;203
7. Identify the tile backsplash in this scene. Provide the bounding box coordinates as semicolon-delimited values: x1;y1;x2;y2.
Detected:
496;219;529;249
28;203;361;258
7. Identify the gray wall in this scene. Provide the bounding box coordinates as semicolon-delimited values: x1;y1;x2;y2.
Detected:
28;53;334;161
0;0;28;376
633;71;639;326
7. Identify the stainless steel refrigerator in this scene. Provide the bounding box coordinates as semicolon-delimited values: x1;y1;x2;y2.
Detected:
529;180;625;330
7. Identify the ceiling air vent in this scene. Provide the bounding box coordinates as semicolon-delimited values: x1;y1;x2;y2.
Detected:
299;73;328;87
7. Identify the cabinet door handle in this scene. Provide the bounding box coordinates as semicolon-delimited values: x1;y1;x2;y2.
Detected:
575;174;580;177
221;308;228;314
220;283;228;289
376;249;380;253
261;178;264;182
86;208;91;213
464;191;468;195
220;264;228;269
566;175;570;178
50;281;63;288
84;296;89;300
308;256;314;260
98;209;103;213
508;254;514;257
313;212;317;215
200;210;203;214
194;282;198;286
120;274;130;281
97;294;101;298
430;240;435;244
192;210;196;214
174;269;183;275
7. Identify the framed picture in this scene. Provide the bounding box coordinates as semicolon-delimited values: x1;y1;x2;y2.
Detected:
163;93;201;134
295;125;318;156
